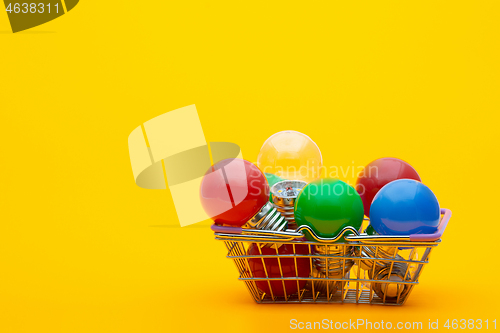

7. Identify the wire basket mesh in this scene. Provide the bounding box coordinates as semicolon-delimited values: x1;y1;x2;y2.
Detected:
213;209;451;306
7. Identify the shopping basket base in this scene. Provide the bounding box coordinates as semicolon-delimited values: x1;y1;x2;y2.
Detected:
255;285;413;305
215;209;452;306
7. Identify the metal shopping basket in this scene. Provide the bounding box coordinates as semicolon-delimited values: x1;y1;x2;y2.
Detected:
212;208;452;306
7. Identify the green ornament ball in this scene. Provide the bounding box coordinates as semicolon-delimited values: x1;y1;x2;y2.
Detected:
295;178;364;242
365;224;378;235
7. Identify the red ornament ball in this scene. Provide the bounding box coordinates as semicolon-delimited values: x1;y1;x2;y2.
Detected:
248;243;310;297
200;159;269;227
356;158;421;217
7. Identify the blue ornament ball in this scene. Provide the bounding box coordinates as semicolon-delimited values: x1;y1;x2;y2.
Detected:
370;179;440;235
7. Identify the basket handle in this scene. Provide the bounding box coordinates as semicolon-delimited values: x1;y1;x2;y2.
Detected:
211;224;243;234
212;208;452;243
211;223;305;241
409;208;452;242
345;208;452;243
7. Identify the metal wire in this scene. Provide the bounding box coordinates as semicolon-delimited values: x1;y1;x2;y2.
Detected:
219;236;437;306
215;212;450;306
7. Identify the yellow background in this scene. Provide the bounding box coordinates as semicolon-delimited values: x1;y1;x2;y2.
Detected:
1;1;499;332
